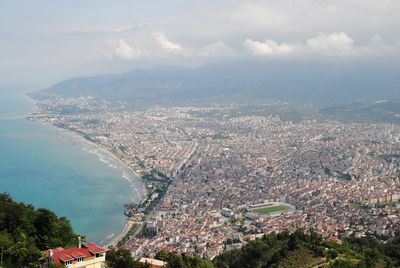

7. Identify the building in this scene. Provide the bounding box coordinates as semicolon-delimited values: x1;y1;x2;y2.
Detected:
139;257;167;268
44;239;106;268
220;208;234;218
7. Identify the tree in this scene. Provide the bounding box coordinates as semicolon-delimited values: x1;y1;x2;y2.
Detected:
0;193;79;267
155;250;214;268
0;233;12;267
106;247;145;268
33;209;76;249
7;233;45;267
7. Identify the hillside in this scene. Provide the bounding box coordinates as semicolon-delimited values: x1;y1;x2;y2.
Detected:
0;193;79;267
32;59;400;107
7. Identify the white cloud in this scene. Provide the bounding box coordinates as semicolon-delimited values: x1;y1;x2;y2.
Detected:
3;1;400;85
152;32;183;54
197;41;238;58
244;38;297;56
114;39;141;60
112;23;150;32
305;32;355;55
243;32;363;57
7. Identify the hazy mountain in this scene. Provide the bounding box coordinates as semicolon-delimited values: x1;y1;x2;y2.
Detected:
34;59;400;106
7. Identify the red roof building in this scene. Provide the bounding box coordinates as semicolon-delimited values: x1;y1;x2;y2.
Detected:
44;242;106;267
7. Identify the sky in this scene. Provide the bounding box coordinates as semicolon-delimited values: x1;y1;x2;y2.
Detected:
1;0;399;88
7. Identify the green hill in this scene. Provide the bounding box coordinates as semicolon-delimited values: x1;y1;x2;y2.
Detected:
0;193;79;267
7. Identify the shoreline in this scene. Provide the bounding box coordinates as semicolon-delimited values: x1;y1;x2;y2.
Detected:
25;95;179;248
38;119;147;247
105;219;136;248
25;95;147;246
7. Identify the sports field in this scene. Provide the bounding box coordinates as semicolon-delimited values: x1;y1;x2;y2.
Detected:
252;205;291;215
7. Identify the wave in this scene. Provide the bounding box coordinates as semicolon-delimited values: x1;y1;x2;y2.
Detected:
81;145;143;202
81;146;121;170
99;233;115;245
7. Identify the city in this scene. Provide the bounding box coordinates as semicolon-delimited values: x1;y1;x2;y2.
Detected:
31;96;400;260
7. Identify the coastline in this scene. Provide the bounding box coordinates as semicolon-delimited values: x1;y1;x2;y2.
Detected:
35;120;147;246
105;219;136;247
25;94;181;248
40;121;146;192
25;95;147;246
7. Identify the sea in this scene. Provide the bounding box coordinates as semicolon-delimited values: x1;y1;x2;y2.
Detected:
0;89;142;245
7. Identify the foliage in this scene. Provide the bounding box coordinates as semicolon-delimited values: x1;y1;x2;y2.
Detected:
0;193;79;267
105;247;147;268
155;250;214;268
212;229;400;268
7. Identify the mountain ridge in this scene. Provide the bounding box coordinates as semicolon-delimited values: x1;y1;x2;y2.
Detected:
33;59;400;107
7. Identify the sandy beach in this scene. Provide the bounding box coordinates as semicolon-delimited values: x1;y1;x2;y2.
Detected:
105;219;136;247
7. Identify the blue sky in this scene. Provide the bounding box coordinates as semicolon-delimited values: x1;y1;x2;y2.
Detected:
1;0;399;88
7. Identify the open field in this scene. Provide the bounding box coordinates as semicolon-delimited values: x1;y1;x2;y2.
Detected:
252;205;292;215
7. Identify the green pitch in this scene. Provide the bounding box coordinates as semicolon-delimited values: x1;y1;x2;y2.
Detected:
252;205;291;214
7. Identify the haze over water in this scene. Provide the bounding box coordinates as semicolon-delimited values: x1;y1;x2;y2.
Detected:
0;90;142;244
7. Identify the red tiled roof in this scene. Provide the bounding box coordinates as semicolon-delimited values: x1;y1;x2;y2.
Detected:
87;242;106;254
59;253;74;262
43;243;105;265
71;251;86;258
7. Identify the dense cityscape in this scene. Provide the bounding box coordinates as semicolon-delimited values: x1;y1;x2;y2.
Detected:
2;1;400;267
31;96;400;260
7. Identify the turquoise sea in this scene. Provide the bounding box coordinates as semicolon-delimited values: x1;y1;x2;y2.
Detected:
0;91;142;244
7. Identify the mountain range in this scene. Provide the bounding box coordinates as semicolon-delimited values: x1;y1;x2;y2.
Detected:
33;59;400;107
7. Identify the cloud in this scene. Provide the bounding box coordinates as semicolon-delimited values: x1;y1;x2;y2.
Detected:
3;1;400;86
244;38;297;56
197;41;238;58
305;32;355;55
114;39;141;59
243;32;364;57
152;32;183;54
359;34;400;55
112;23;150;32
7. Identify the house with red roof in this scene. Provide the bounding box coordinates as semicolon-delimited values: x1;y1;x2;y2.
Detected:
43;239;106;268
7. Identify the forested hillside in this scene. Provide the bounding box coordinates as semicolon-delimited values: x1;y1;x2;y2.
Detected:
0;193;79;267
212;230;400;268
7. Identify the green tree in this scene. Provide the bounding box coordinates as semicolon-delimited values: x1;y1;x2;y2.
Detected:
106;247;145;268
33;209;76;249
156;250;214;268
7;233;45;267
0;233;12;267
0;193;80;267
